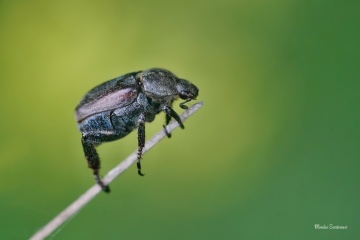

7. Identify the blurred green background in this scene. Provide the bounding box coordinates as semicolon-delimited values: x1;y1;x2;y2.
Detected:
0;0;359;239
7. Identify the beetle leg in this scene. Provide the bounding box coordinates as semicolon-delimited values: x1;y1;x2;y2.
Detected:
163;112;172;138
137;114;146;176
81;135;110;193
162;105;185;129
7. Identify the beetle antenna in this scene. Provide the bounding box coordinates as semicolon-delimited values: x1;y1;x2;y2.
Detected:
180;99;192;109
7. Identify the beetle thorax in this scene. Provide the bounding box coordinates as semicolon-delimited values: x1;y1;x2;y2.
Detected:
138;68;180;100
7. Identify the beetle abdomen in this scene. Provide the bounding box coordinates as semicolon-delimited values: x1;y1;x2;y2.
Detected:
78;111;112;131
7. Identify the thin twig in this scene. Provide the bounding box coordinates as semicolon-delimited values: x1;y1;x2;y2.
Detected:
30;102;204;240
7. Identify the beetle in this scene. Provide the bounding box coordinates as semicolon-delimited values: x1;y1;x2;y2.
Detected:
75;68;199;192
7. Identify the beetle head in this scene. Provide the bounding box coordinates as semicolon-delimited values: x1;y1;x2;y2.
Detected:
176;78;199;109
139;68;199;109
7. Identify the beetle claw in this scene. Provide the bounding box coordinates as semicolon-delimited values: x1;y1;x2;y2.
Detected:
138;170;145;176
93;170;111;193
137;161;145;176
101;184;111;193
163;125;172;138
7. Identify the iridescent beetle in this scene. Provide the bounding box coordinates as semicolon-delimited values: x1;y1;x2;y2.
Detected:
75;68;199;192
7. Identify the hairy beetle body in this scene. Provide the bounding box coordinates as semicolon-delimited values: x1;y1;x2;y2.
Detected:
75;68;198;192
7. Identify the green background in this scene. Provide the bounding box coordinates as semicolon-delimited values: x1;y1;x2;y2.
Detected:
0;0;359;239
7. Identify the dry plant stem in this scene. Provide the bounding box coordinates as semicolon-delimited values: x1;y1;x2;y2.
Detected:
30;102;203;240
